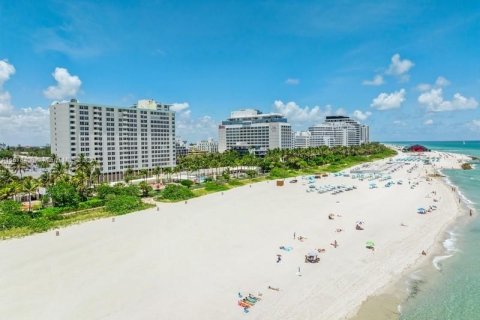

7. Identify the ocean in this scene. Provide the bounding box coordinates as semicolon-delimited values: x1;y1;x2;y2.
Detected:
387;141;480;320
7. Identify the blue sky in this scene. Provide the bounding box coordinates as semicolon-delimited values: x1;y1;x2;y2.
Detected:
0;0;479;145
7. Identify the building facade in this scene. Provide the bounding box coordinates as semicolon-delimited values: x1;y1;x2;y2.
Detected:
218;109;293;155
308;116;369;147
194;138;218;153
294;131;311;148
50;99;176;178
175;138;189;159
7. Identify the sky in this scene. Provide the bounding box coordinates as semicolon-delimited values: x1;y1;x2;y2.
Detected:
0;0;479;145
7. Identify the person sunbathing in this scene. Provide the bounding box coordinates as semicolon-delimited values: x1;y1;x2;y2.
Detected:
268;286;280;291
317;248;326;253
248;294;261;301
297;236;306;241
241;299;254;306
336;228;343;232
238;301;251;308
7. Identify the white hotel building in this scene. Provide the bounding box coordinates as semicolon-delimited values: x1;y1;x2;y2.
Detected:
218;109;293;154
50;99;176;180
298;116;369;148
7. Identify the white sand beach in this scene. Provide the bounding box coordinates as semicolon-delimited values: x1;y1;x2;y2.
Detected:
0;151;470;320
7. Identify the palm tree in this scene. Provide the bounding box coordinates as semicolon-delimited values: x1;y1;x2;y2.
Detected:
10;157;29;178
0;181;20;201
124;168;134;184
139;168;148;182
22;177;39;212
152;166;162;185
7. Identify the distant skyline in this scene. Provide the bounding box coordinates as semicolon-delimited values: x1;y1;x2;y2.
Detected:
0;0;479;145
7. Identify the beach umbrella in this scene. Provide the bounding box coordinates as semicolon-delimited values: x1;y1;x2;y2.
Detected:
307;250;318;257
366;241;375;247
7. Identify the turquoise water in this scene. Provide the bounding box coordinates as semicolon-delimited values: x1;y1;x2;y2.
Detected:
387;141;480;320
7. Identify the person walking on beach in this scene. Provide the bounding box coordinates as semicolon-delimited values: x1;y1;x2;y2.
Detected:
296;267;301;277
293;232;296;240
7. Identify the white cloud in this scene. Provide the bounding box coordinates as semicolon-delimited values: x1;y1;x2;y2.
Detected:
370;89;406;110
172;102;217;140
418;88;478;112
393;120;407;126
0;61;55;145
417;76;450;92
0;107;50;145
416;83;431;92
273;100;345;127
362;75;384;86
424;119;434;125
171;102;190;112
285;78;300;85
0;59;16;115
386;54;414;81
43;67;82;100
352;110;372;121
468;119;480;132
435;76;450;87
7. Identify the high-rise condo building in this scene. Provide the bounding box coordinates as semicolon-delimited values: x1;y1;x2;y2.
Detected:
218;109;293;155
308;116;369;147
294;131;312;148
50;99;176;180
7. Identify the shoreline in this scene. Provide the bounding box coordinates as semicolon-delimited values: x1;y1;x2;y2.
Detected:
350;151;475;320
0;150;470;319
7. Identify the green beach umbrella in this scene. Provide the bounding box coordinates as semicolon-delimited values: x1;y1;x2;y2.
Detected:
366;241;375;247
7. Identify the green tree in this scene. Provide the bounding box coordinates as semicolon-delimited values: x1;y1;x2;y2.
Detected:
179;179;194;188
22;177;39;212
47;181;80;207
138;181;152;197
10;157;29;178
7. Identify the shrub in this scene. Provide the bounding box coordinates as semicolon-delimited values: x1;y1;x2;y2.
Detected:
0;213;31;229
268;167;291;179
28;217;52;232
105;195;141;215
222;171;231;181
39;207;67;220
179;179;194;188
0;200;22;215
138;181;153;197
245;170;257;179
78;198;104;210
227;180;243;186
47;182;80;207
204;181;229;192
160;184;194;201
96;184;140;199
